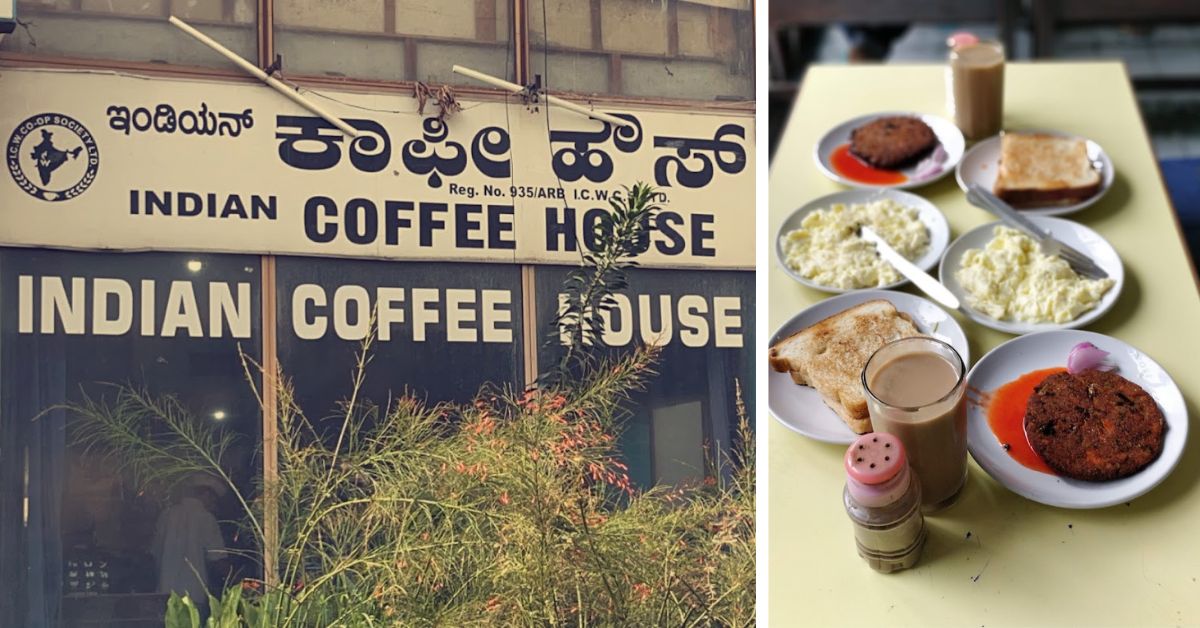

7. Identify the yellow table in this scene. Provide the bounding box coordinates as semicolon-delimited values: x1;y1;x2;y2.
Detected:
768;62;1200;626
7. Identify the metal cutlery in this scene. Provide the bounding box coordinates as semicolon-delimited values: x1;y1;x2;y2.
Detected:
859;225;961;311
965;184;1109;280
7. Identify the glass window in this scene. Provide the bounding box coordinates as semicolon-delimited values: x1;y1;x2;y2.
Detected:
530;0;754;102
274;0;515;84
275;257;525;426
0;249;262;627
534;266;754;488
1;1;256;69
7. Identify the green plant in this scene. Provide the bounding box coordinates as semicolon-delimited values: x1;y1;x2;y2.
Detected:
65;180;753;627
549;182;661;381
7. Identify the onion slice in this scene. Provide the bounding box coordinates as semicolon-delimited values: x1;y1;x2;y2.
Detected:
912;145;948;181
1067;341;1115;374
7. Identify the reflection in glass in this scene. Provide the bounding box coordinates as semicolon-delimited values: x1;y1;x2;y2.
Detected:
0;249;261;626
2;1;256;68
535;266;754;489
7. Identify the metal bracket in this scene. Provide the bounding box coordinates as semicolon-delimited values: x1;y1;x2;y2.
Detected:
263;54;282;76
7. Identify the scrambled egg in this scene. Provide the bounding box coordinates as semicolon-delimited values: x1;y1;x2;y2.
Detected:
780;199;929;289
956;226;1114;324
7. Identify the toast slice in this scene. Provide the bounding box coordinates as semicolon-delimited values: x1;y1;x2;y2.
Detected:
993;133;1102;207
769;299;921;434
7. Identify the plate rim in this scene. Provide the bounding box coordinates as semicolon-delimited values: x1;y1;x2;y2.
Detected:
813;110;966;191
775;188;950;294
768;289;970;444
954;129;1116;216
965;329;1188;509
938;216;1125;335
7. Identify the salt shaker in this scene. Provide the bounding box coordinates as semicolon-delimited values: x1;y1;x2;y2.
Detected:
843;432;925;573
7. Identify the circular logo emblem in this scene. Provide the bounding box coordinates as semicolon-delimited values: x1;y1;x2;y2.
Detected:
7;113;99;202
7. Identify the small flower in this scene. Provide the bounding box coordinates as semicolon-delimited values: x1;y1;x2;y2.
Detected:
499;491;510;506
632;582;652;602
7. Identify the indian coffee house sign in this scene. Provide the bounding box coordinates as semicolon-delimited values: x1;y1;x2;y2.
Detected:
1;67;754;270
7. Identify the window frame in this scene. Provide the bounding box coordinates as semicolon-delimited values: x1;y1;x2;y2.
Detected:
1;0;755;112
0;0;755;590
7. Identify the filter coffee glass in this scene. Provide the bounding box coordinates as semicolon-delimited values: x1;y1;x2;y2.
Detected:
862;337;968;512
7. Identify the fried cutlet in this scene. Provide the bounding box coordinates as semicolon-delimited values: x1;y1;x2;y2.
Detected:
1024;370;1166;482
849;116;938;169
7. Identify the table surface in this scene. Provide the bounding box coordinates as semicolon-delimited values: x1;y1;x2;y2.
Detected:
768;62;1200;626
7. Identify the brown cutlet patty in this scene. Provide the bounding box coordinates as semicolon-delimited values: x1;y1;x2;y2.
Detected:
849;116;938;169
1024;370;1166;482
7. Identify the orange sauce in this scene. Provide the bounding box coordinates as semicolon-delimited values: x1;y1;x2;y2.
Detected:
830;144;908;185
985;367;1066;475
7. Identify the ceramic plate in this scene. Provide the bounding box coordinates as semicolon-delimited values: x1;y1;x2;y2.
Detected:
940;217;1123;335
956;130;1115;216
776;189;950;294
769;290;970;444
967;330;1187;508
815;111;965;190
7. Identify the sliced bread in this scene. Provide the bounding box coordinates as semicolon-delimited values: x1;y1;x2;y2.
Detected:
993;133;1102;207
769;299;921;434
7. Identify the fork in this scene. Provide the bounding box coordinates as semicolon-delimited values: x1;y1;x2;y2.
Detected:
965;184;1109;280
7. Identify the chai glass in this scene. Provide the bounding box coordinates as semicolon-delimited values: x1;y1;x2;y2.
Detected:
948;39;1005;140
861;337;968;513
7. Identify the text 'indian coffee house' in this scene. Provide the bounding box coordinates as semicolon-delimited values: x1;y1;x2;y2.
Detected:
1;64;753;621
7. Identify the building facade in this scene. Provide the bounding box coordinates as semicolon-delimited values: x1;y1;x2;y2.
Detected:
0;1;753;625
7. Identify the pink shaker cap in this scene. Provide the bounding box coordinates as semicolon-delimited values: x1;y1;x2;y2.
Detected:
845;433;906;484
844;433;910;508
947;31;979;49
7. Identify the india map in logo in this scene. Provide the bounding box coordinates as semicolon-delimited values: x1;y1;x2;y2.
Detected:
7;113;99;202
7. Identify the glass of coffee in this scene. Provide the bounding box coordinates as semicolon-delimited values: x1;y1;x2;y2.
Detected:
948;39;1005;140
861;337;968;513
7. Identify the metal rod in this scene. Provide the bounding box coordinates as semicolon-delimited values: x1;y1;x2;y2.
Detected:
168;15;359;138
452;64;635;130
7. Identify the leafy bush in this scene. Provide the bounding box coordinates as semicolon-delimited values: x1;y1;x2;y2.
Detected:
67;183;754;627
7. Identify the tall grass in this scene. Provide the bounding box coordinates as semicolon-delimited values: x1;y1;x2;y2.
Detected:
64;182;754;626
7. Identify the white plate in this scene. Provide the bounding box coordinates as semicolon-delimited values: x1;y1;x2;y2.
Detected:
815;111;965;190
967;330;1187;509
956;131;1115;216
776;189;950;294
940;217;1124;335
769;290;970;444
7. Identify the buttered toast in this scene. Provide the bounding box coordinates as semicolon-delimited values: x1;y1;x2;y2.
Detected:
993;133;1101;207
770;300;921;434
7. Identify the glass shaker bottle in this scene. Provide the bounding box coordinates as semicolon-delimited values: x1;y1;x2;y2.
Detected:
843;432;925;573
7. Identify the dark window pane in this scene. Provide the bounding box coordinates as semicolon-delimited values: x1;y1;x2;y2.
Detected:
534;266;754;488
274;0;515;84
2;1;256;69
275;257;525;425
0;249;262;627
531;0;754;101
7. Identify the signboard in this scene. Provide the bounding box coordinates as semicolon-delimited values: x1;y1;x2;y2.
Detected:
1;68;754;270
275;257;526;408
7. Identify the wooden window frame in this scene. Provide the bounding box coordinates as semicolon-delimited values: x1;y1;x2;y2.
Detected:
2;0;754;112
